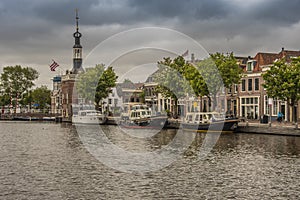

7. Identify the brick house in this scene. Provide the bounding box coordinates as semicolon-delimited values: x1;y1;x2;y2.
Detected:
238;48;300;122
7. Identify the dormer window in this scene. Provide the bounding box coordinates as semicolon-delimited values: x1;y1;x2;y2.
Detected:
247;60;257;72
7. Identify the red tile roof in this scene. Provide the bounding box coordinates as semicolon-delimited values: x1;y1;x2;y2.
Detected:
252;49;300;72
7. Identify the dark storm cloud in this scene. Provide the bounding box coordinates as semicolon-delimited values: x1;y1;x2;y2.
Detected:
1;0;300;86
127;0;230;21
31;0;232;26
252;0;300;25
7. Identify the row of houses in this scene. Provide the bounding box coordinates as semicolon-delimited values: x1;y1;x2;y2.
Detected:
50;11;300;122
99;48;300;122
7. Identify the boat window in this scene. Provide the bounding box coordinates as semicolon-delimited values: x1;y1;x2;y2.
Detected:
200;114;203;121
195;114;199;121
81;112;86;116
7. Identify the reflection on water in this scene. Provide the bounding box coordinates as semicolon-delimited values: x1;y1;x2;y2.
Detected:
0;122;299;199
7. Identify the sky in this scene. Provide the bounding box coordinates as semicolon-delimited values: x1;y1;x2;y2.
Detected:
1;0;300;87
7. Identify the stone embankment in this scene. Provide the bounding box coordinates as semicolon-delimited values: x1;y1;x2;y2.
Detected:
237;121;300;137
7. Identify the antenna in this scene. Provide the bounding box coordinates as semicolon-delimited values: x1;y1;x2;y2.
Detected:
75;8;79;32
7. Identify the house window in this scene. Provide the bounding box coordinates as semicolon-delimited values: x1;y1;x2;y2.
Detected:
248;79;252;91
108;99;112;105
242;80;246;91
255;78;259;91
240;97;259;119
247;62;252;71
247;60;257;72
228;87;232;94
234;84;238;93
264;96;284;116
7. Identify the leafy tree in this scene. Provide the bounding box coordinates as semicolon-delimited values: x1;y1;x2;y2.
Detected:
195;58;220;111
76;64;105;102
210;52;243;89
95;66;118;106
0;94;10;107
30;86;51;109
0;65;39;111
153;53;242;113
195;52;242;111
153;56;193;116
263;57;300;123
76;64;118;109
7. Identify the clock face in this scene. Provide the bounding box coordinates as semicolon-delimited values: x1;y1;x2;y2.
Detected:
74;32;82;38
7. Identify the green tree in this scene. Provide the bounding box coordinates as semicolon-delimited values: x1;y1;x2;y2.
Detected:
153;53;242;113
76;64;105;102
263;57;300;123
0;65;39;111
210;52;243;89
153;56;192;116
196;52;242;111
0;94;10;107
76;64;118;109
95;66;118;106
30;86;51;110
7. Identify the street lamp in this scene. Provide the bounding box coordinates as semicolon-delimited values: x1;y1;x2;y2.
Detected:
268;98;273;127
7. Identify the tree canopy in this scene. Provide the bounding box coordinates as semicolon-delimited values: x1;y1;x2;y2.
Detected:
31;86;51;109
196;52;242;110
0;65;39;107
153;53;242;113
76;64;118;107
154;56;193;99
153;56;193;116
95;66;118;105
263;57;300;122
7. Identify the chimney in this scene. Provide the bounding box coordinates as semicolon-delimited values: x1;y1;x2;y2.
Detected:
191;53;195;63
282;47;285;52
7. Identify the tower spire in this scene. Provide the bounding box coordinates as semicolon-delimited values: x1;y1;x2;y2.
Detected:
72;8;83;74
76;8;79;32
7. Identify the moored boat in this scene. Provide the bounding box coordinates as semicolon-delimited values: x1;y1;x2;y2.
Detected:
119;104;168;129
72;110;107;125
120;104;151;126
182;112;239;131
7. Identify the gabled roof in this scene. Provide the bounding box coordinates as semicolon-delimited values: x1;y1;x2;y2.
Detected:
252;48;300;72
254;52;278;71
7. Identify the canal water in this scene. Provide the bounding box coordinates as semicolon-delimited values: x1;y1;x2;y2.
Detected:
0;121;299;199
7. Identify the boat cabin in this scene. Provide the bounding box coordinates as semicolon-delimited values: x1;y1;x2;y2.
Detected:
78;110;103;116
185;112;225;124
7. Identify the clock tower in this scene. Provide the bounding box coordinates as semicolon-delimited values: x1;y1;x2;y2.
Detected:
71;9;84;74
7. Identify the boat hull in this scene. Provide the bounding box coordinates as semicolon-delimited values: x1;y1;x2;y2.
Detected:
72;116;107;125
120;115;168;129
182;119;239;131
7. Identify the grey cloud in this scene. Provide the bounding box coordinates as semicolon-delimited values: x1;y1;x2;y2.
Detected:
1;0;300;87
252;0;300;25
128;0;231;21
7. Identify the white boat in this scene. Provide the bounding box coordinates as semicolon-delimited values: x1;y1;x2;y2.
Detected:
120;104;151;126
182;112;239;131
72;110;107;125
